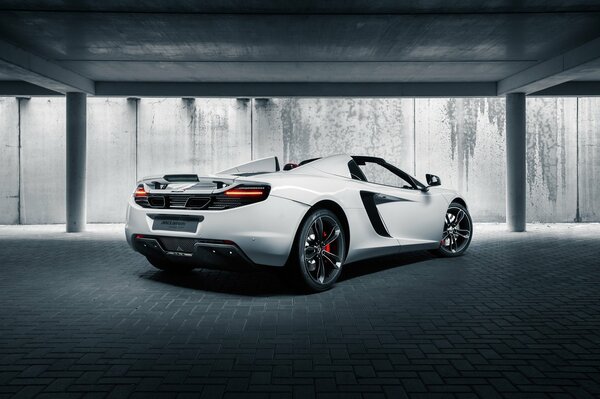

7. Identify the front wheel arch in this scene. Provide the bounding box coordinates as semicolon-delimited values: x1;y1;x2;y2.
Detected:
432;201;473;257
451;197;467;209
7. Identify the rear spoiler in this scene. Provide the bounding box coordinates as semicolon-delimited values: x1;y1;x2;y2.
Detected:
163;174;199;182
139;175;233;191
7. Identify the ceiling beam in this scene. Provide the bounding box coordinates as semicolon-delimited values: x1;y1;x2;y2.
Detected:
497;37;600;95
0;81;62;96
95;82;497;97
0;40;94;94
529;81;600;96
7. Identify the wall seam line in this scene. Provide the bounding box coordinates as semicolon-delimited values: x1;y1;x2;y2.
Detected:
135;99;139;181
413;98;416;175
17;98;22;225
575;97;581;222
250;98;254;160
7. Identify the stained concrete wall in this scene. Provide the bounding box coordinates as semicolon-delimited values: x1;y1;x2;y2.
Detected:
0;96;598;224
414;98;506;222
0;98;19;224
253;98;415;173
254;98;592;223
578;98;600;222
20;98;66;224
526;98;578;222
19;98;137;224
87;98;137;223
137;98;251;178
3;98;249;224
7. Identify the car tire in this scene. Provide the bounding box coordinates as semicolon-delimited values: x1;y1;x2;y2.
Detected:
290;208;347;292
146;256;195;273
432;202;473;257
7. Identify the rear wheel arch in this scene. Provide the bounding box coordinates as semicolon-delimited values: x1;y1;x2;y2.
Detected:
310;200;350;256
287;200;351;264
285;202;349;291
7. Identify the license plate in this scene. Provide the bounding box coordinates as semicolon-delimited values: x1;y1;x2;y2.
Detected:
152;216;199;233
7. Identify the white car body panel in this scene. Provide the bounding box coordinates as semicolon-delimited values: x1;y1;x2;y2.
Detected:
125;154;467;267
126;194;308;266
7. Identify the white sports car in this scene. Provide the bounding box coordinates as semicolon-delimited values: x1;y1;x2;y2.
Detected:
126;154;473;291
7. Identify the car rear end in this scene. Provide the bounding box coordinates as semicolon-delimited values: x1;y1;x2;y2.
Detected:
125;174;309;269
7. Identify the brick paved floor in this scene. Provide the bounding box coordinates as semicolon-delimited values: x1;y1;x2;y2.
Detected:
0;224;599;399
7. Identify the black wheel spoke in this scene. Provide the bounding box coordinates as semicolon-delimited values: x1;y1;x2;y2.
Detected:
316;257;325;283
323;226;340;246
305;246;318;260
323;251;341;269
307;227;317;243
455;210;465;226
302;214;344;286
441;206;471;254
314;217;324;243
456;229;470;238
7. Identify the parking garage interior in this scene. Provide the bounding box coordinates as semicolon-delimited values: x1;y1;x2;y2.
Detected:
1;1;600;398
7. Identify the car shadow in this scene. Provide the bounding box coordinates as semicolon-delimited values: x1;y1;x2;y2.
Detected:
340;251;434;282
142;251;435;297
142;267;295;297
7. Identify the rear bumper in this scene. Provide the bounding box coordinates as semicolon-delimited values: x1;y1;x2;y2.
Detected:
133;235;256;271
125;194;309;267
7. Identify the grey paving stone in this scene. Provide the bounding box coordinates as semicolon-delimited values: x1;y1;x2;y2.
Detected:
0;223;599;398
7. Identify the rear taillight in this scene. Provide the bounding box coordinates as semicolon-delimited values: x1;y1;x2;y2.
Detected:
212;185;270;208
134;184;147;198
222;185;269;199
224;187;268;197
134;184;150;207
133;184;270;210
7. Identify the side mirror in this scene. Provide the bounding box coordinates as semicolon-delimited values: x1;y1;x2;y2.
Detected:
426;174;441;187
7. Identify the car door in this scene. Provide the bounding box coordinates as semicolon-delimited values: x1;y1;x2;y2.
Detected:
356;160;446;247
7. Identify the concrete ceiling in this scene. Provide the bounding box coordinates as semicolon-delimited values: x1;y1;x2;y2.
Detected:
3;1;600;13
0;1;599;96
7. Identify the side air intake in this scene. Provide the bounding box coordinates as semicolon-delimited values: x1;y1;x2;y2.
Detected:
359;191;392;237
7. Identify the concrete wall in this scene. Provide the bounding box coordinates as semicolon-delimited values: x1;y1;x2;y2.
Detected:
0;98;19;224
526;98;578;222
578;98;600;222
87;98;137;223
1;98;249;224
19;98;137;224
253;98;415;173
137;98;251;178
20;98;66;224
414;98;506;222
0;96;598;224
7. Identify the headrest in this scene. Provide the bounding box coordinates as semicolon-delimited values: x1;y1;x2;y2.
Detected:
283;163;299;171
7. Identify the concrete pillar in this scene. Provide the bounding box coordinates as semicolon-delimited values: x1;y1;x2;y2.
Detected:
505;93;526;232
66;92;87;232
